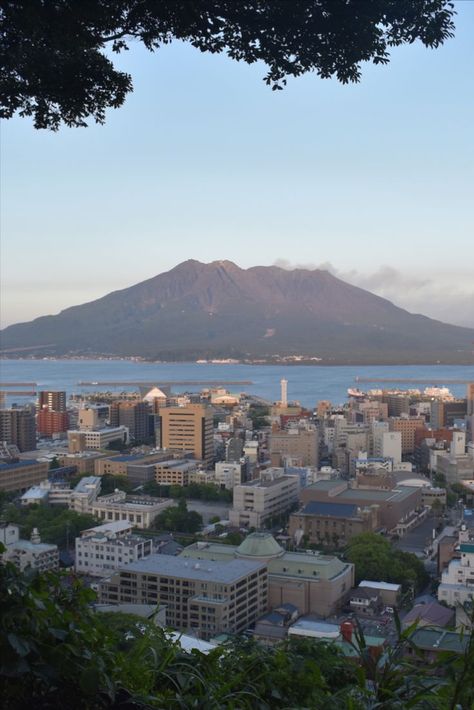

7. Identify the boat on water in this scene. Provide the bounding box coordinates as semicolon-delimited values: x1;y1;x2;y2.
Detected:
347;387;366;399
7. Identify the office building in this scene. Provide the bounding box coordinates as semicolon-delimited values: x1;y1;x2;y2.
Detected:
229;468;300;528
215;461;244;489
0;407;36;452
389;417;425;454
75;521;152;576
91;490;173;529
98;554;268;640
0;458;49;492
289;500;379;546
77;405;109;431
159;404;214;466
301;480;423;535
69;476;102;513
110;401;149;442
154;459;199;486
270;425;319;467
181;532;354;618
67;426;129;453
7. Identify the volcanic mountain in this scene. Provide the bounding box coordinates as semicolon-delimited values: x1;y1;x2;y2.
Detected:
1;260;473;364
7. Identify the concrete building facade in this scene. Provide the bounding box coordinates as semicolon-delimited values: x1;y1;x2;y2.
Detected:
98;554;267;640
229;469;300;528
159;404;214;466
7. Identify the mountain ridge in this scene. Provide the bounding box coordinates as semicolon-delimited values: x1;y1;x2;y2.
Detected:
1;260;473;364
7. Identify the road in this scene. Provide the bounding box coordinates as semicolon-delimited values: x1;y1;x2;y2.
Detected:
394;515;437;556
185;499;232;524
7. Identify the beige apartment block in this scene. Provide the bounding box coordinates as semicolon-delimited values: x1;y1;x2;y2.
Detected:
389;417;425;454
67;426;129;453
98;554;267;640
159;404;214;466
270;427;319;467
229;469;300;528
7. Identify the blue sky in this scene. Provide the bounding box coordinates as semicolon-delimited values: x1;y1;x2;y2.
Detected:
1;1;473;329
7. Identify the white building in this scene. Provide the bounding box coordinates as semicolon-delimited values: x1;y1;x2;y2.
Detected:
75;521;152;577
229;468;300;528
91;491;174;529
0;524;59;573
68;426;129;451
215;461;243;490
438;525;474;607
70;476;102;513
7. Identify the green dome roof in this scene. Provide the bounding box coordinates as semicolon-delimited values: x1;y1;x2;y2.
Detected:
236;532;284;559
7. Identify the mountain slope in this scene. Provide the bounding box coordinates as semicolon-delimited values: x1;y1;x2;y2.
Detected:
1;260;473;364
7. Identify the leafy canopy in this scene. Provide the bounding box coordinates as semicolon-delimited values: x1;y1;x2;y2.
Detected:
1;0;455;130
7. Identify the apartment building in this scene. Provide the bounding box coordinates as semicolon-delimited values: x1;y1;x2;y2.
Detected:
438;526;474;607
0;458;49;492
159;404;214;466
37;390;66;413
98;555;268;640
0;407;36;452
229;468;300;528
75;521;152;576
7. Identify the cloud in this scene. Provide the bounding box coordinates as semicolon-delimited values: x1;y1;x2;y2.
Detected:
273;260;474;328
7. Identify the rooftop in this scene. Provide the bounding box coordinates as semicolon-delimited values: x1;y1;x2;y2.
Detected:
236;532;285;558
74;476;101;493
410;628;470;654
0;459;43;471
359;581;401;592
82;520;132;536
115;554;266;583
300;501;358;518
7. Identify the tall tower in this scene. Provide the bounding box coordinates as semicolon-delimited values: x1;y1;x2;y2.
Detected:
280;379;288;407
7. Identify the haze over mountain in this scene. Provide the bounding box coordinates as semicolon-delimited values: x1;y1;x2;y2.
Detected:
1;260;473;364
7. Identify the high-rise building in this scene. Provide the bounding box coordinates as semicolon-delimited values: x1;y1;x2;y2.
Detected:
0;408;36;452
37;410;69;437
159;404;214;466
110;401;149;442
467;384;474;417
37;391;67;413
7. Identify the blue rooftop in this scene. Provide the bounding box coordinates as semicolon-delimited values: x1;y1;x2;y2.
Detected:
0;459;41;470
109;455;142;462
301;501;358;518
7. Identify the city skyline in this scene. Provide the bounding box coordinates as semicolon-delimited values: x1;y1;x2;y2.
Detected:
1;1;473;329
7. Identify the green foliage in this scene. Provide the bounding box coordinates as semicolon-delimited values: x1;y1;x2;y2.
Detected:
143;480;232;503
248;405;269;430
49;456;60;470
1;558;474;708
153;499;203;534
3;504;97;548
346;532;429;594
99;474;135;495
1;1;455;130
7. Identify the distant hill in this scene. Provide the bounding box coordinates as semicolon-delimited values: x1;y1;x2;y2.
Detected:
1;260;473;364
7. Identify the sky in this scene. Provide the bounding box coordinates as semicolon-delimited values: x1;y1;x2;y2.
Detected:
1;2;473;330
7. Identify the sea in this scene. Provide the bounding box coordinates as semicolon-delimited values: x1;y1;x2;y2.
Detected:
1;359;473;409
